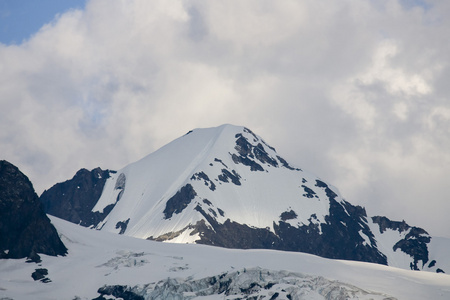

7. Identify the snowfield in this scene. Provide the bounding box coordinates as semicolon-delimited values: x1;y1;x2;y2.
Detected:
1;216;449;300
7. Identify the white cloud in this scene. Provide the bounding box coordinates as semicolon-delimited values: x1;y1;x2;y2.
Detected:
359;41;432;96
392;102;409;120
1;0;450;237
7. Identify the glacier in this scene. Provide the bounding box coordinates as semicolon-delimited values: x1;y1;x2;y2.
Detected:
2;216;450;299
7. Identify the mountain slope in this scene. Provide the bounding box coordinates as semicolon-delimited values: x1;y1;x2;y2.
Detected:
96;125;387;264
40;124;447;272
1;216;450;300
0;160;67;263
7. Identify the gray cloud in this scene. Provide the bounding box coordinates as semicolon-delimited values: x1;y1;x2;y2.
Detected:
1;0;449;237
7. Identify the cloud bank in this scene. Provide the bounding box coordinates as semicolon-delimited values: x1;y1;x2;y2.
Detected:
1;0;450;237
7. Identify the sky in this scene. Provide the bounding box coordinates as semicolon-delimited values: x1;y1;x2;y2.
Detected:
1;0;449;238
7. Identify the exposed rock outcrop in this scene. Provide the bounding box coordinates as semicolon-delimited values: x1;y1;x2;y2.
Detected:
0;160;67;262
40;167;113;227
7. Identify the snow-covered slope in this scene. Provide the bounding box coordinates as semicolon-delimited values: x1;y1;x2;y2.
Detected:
94;124;330;239
40;124;449;272
1;216;450;300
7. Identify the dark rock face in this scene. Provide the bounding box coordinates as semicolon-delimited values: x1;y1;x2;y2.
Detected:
0;160;67;262
191;171;216;191
273;200;387;264
31;268;51;282
428;260;436;268
301;185;317;198
372;216;431;270
94;285;144;300
371;216;410;234
314;179;386;264
230;128;298;173
218;169;241;185
40;168;113;227
279;210;298;221
194;205;279;249
163;184;197;219
115;218;130;235
231;153;264;172
276;155;301;171
188;179;387;265
231;133;266;172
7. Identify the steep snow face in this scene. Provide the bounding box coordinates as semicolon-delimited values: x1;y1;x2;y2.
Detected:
93;125;335;241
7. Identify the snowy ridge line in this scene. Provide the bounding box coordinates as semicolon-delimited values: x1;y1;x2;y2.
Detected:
128;126;228;238
154;126;223;209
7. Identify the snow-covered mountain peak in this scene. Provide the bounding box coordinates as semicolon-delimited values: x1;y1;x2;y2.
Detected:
129;124;290;177
39;125;449;272
91;124;340;242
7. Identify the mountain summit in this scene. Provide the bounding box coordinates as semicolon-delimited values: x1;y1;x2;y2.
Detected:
41;125;447;272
